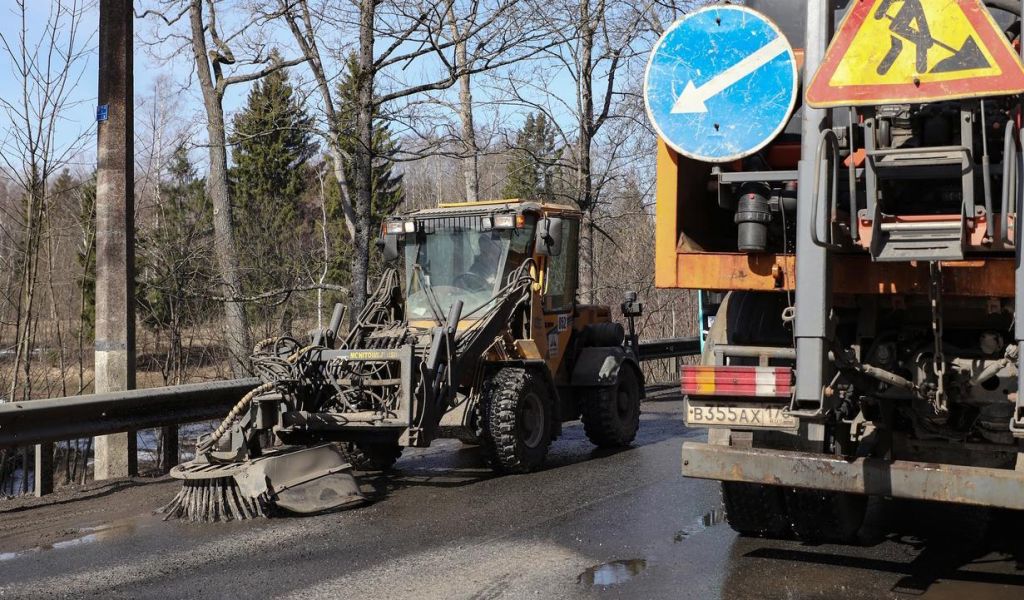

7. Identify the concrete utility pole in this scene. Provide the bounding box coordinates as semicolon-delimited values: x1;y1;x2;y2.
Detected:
93;0;137;480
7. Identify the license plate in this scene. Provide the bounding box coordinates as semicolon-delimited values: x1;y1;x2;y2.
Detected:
685;401;797;429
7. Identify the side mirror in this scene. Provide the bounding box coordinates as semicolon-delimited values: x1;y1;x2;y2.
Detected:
537;217;563;257
380;233;400;262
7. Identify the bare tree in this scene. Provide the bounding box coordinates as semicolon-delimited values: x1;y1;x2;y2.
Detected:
276;0;550;317
490;0;658;303
0;0;94;401
445;5;480;201
141;0;307;374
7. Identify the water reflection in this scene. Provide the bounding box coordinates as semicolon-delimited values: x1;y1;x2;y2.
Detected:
675;507;727;542
578;559;648;586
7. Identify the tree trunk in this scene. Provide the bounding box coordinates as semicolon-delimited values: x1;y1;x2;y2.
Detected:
282;1;358;240
577;1;596;304
457;69;479;202
10;174;44;402
188;0;252;374
447;7;479;202
350;0;377;320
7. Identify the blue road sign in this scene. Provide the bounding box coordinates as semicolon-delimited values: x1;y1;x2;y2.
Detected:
644;6;798;163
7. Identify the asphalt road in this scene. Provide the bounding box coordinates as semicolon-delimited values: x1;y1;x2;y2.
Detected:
2;398;1024;599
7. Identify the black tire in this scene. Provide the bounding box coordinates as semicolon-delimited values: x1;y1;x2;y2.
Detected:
581;366;642;448
480;368;554;474
341;441;403;471
785;489;867;544
722;481;791;538
706;293;793;539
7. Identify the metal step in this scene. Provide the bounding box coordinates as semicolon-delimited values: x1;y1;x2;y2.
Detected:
872;221;965;262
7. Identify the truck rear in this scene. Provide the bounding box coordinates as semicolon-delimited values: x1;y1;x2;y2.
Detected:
649;0;1024;541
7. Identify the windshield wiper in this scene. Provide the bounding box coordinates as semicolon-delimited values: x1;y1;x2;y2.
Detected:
413;263;446;325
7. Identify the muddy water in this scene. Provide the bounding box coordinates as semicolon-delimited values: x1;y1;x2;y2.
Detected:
0;518;140;562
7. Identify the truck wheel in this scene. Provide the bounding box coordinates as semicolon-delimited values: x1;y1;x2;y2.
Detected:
581;367;642;448
785;489;866;543
480;368;553;474
341;441;403;471
721;481;790;537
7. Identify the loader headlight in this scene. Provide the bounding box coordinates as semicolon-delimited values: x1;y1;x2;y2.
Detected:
493;214;517;229
386;220;417;235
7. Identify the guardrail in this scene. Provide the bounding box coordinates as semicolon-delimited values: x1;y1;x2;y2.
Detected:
0;378;260;450
1;336;700;497
637;336;701;361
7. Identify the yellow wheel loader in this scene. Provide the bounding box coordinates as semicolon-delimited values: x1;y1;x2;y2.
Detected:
162;200;645;522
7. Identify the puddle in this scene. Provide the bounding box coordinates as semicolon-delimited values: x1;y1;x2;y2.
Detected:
0;520;138;562
577;559;647;586
674;507;727;542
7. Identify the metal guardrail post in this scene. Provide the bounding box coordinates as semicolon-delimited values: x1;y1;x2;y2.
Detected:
34;442;53;497
160;426;178;473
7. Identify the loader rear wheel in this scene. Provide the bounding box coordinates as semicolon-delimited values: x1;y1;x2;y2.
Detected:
721;481;790;537
341;441;403;471
785;489;866;544
480;368;553;474
581;367;641;448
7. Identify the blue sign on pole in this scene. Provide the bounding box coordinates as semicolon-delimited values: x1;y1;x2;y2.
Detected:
644;6;798;164
97;104;109;122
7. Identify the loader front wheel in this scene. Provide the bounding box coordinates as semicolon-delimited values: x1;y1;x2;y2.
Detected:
481;368;553;474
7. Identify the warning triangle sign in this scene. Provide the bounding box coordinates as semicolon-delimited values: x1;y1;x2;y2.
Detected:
807;0;1024;108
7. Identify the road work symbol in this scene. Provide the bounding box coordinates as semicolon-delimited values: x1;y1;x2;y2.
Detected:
807;0;1024;108
644;5;798;163
874;0;988;76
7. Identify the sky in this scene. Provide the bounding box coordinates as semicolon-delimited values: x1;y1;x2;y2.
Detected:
0;1;652;185
0;1;256;175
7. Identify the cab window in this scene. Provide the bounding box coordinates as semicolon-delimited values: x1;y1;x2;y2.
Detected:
544;218;579;312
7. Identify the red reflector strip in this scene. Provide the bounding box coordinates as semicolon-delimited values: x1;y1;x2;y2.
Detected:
680;366;793;398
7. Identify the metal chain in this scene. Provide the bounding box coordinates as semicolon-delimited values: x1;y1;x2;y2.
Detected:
928;262;946;415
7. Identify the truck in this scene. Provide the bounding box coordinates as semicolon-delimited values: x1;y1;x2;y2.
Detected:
653;0;1024;542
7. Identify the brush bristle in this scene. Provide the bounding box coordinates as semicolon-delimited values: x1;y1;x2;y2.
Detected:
159;477;270;523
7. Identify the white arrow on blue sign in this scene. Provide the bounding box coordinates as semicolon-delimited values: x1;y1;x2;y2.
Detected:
645;5;798;164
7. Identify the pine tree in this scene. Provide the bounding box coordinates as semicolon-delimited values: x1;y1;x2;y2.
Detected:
329;53;404;283
136;145;217;383
503;112;562;201
229;61;316;301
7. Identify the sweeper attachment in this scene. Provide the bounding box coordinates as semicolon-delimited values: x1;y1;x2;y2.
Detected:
163;200;645;522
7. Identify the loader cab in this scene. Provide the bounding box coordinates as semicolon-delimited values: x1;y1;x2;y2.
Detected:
401;215;537;321
381;201;583;333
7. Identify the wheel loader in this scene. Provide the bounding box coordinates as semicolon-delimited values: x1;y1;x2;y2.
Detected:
162;199;645;521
